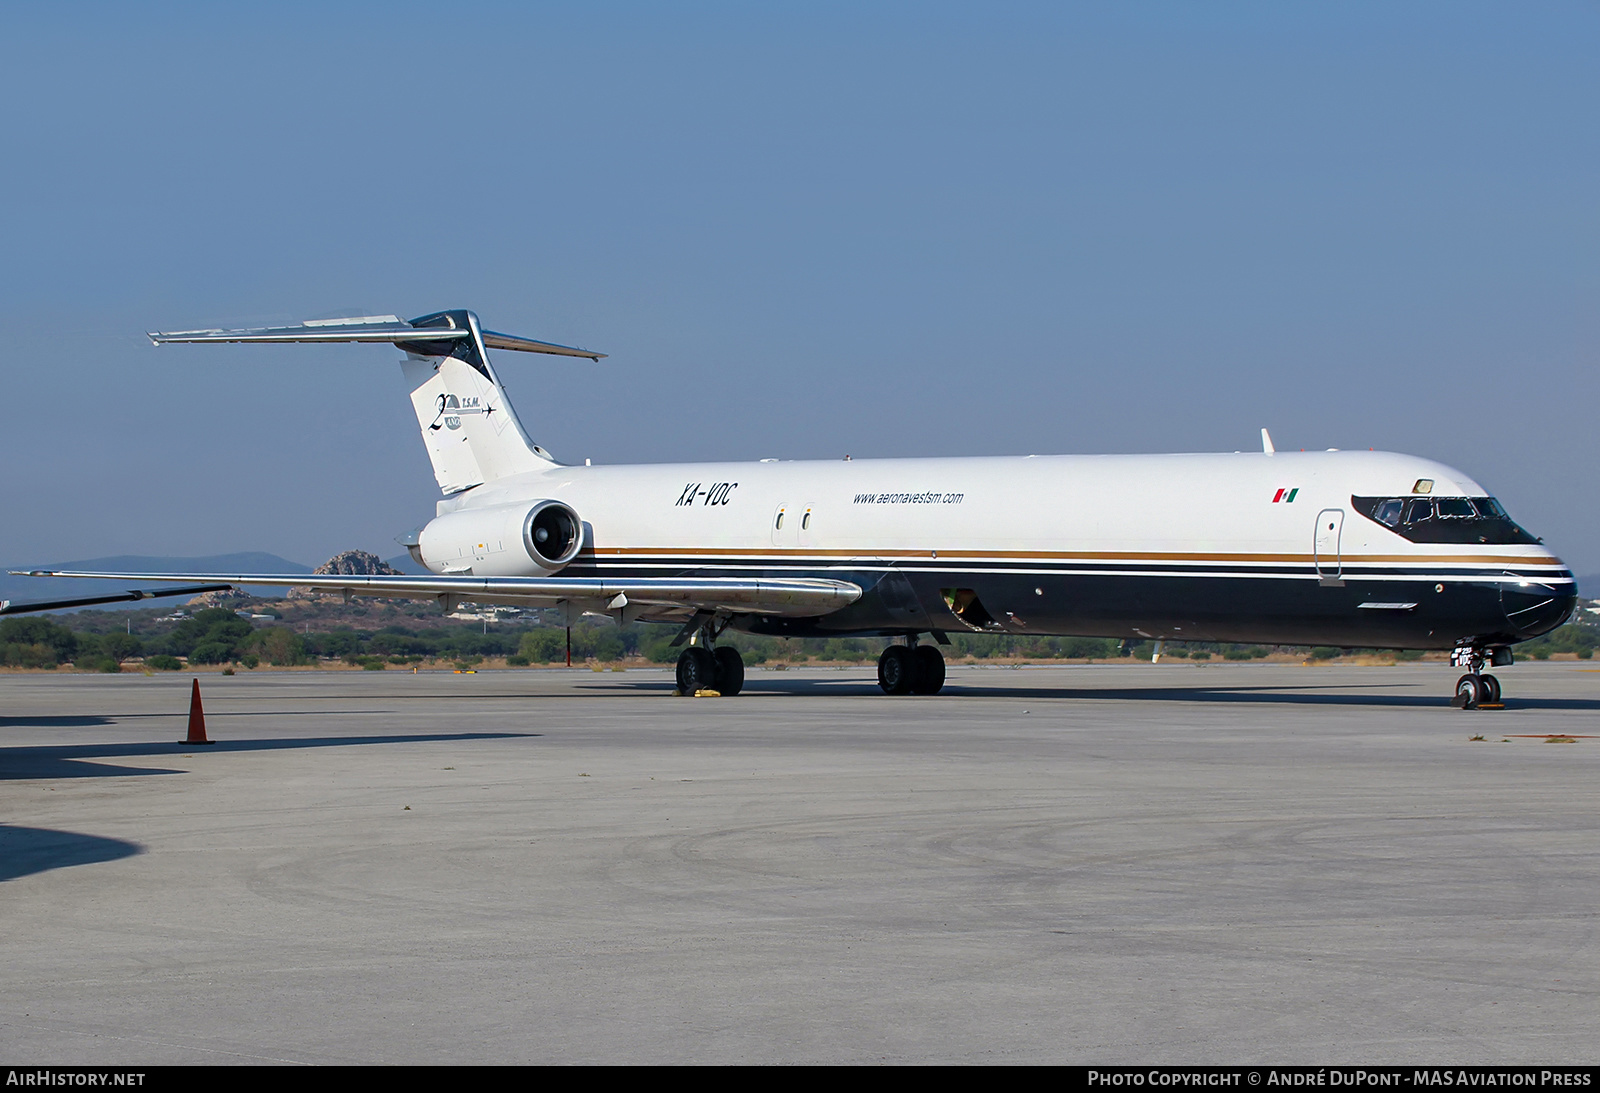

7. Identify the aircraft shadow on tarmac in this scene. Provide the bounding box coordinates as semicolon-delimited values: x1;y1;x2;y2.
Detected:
589;677;1600;710
0;715;120;728
0;824;142;882
0;733;533;781
0;712;416;727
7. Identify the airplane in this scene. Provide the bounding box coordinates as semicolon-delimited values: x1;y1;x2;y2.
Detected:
20;309;1574;708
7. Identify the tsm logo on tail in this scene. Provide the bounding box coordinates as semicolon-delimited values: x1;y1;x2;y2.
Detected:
428;394;488;432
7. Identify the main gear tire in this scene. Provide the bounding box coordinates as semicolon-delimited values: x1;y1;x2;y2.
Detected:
878;646;914;695
713;646;745;696
676;647;717;694
910;645;946;695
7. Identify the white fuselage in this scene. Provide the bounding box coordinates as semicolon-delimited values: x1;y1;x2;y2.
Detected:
416;449;1572;649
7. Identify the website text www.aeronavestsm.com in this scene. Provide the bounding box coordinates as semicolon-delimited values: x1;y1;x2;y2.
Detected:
853;492;964;505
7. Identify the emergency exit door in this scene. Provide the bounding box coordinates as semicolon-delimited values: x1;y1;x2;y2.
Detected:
1315;508;1344;585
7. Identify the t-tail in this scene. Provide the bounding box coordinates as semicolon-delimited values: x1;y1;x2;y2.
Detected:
148;309;603;494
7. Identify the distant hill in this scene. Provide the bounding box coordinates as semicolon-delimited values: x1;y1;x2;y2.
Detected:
0;552;312;610
384;552;429;575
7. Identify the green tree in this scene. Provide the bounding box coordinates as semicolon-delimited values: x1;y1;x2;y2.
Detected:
168;609;253;660
258;627;307;666
519;629;567;663
100;632;143;663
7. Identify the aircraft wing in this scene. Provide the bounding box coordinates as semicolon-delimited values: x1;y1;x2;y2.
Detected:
16;570;861;618
0;583;232;616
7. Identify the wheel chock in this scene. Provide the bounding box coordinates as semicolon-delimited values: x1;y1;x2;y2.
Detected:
182;678;213;745
693;689;722;698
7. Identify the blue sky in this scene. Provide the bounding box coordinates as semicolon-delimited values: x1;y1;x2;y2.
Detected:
3;2;1597;569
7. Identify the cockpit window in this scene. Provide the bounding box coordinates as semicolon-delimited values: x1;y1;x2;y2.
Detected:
1352;495;1538;545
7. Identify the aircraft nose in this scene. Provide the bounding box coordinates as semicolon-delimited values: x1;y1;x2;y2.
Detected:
1501;574;1577;639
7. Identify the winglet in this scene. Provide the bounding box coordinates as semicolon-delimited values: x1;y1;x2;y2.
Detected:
1261;428;1275;455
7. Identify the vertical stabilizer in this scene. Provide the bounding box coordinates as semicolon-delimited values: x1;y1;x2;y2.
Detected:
399;311;555;493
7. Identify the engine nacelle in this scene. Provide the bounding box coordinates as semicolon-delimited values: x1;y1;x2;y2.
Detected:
417;499;584;576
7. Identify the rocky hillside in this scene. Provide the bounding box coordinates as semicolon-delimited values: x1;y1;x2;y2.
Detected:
289;550;409;599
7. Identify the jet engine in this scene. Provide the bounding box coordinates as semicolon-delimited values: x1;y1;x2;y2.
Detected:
417;499;585;577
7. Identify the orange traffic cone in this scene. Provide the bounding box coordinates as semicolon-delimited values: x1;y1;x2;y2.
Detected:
182;678;213;745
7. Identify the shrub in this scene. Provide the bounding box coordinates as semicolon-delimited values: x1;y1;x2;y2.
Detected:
0;618;77;663
100;633;143;661
518;629;567;663
259;627;307;666
188;640;235;665
145;655;183;671
1;642;60;668
74;654;122;673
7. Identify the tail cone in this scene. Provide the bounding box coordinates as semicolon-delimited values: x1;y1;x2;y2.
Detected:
183;678;213;745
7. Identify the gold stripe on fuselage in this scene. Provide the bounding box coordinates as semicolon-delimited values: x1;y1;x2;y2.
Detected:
576;547;1567;567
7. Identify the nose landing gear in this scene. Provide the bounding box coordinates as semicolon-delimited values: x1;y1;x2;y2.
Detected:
1453;673;1501;709
877;640;945;695
1450;644;1509;709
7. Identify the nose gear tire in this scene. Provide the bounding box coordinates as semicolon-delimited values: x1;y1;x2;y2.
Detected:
1453;673;1483;710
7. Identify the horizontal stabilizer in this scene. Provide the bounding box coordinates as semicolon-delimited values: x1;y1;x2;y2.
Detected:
18;571;862;618
149;315;605;360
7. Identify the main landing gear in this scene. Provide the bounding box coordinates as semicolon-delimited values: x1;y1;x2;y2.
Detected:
877;639;945;695
673;613;743;696
1450;644;1509;710
675;645;744;696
